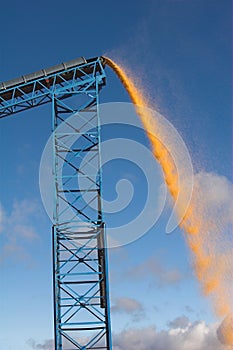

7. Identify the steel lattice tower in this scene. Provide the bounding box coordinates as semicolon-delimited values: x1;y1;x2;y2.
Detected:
0;57;112;349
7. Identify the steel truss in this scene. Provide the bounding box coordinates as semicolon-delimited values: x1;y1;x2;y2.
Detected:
0;57;112;350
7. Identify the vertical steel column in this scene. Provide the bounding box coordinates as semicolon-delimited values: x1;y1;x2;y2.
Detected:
51;67;112;349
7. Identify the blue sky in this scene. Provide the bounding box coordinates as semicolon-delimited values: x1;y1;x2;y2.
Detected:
0;1;232;349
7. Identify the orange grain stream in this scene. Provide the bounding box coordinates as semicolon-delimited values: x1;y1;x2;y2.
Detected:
104;56;232;345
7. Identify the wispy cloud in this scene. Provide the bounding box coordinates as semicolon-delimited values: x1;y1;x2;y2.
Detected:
0;202;4;232
126;255;184;287
0;199;41;263
185;305;194;314
27;339;54;350
167;315;190;329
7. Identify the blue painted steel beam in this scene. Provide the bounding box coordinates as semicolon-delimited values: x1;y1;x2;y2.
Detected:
0;57;112;350
0;57;106;118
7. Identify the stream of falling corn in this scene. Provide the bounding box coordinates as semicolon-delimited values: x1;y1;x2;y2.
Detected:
104;56;232;346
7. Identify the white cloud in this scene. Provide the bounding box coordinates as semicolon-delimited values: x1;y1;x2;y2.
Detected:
192;172;233;228
113;320;229;350
28;319;229;350
111;297;145;321
183;172;233;313
112;297;143;314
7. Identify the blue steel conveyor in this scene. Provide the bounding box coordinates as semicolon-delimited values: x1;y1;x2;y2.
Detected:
0;56;112;350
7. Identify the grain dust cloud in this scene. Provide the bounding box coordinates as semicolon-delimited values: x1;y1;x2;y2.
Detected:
104;56;233;346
